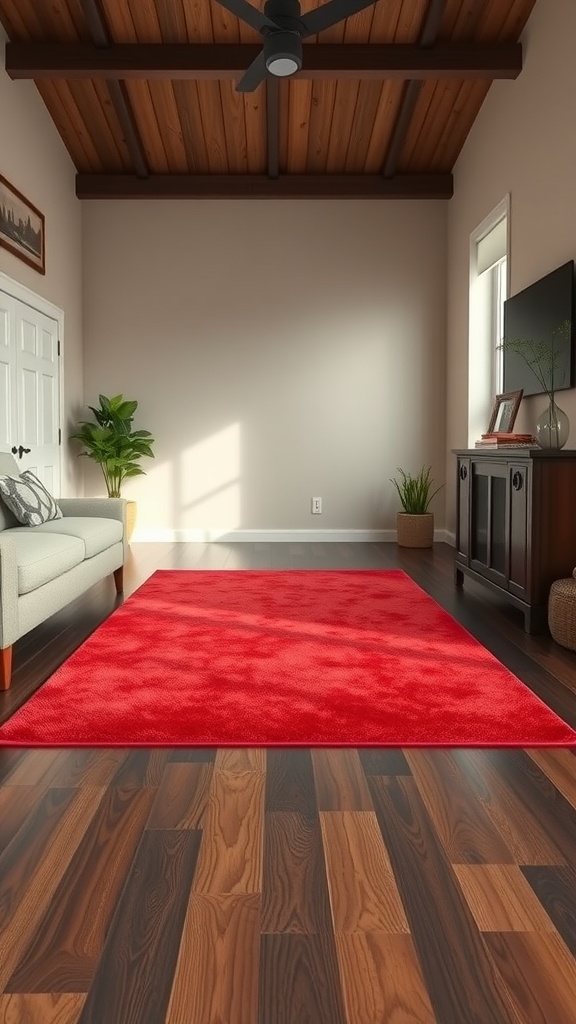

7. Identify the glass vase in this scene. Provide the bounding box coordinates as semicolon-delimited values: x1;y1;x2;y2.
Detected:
535;396;570;450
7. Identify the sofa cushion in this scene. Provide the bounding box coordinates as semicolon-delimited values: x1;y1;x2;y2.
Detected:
0;470;63;526
6;531;85;595
33;517;123;558
0;454;22;531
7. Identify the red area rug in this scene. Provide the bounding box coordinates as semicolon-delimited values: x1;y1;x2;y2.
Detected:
1;569;575;747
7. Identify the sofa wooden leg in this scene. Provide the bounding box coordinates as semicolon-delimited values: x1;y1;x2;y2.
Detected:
0;647;12;690
113;566;124;594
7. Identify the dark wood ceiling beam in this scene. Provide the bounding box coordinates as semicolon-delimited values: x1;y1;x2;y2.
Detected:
382;0;447;178
266;78;280;180
5;42;522;81
78;0;148;179
75;173;453;199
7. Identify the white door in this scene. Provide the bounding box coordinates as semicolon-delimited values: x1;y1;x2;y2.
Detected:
0;288;61;492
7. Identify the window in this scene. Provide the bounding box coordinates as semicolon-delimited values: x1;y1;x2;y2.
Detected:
468;199;510;444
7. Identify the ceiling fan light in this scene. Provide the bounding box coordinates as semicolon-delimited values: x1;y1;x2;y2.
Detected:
264;31;303;78
267;55;300;76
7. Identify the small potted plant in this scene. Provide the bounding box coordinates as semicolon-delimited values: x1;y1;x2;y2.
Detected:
390;465;443;548
70;394;155;540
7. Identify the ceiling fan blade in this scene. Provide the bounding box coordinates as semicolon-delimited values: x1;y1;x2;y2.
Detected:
212;0;279;34
236;51;268;92
299;0;376;37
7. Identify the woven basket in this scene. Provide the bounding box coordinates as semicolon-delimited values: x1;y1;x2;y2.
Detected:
396;513;434;548
548;578;576;651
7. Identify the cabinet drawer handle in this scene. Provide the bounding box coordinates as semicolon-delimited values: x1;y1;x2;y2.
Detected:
512;471;523;491
459;465;468;480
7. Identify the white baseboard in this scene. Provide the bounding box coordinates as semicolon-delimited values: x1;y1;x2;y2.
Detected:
131;527;450;544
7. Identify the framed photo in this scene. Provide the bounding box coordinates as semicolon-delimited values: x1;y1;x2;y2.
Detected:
487;389;523;433
0;172;45;274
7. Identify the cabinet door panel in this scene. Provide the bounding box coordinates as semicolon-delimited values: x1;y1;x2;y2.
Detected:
470;461;508;585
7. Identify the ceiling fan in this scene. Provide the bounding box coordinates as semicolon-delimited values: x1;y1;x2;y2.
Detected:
213;0;379;92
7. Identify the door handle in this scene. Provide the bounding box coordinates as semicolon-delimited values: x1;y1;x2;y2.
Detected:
12;445;31;459
512;471;523;491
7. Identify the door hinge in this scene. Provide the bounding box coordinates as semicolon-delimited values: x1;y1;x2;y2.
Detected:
58;428;61;445
57;338;60;357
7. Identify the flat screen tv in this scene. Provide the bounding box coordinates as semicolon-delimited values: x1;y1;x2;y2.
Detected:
502;259;574;397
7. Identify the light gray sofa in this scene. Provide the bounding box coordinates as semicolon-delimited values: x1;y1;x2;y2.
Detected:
0;453;127;690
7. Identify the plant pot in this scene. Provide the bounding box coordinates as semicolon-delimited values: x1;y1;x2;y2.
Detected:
126;500;137;543
396;512;434;548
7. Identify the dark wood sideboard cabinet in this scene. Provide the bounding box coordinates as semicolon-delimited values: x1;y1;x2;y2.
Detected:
453;449;576;633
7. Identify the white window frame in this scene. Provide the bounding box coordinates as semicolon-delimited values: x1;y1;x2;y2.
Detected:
468;196;510;446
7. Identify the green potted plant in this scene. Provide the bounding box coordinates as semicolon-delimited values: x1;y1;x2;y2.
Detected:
390;465;443;548
70;394;155;540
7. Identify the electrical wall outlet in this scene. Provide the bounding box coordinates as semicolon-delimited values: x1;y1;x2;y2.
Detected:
312;497;322;514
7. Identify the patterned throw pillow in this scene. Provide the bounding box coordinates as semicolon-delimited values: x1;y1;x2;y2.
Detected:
0;469;63;526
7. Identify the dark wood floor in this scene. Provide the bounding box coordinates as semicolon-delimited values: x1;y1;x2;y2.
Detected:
1;541;575;1023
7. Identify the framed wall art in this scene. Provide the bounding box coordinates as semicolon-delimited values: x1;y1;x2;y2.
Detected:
0;172;45;274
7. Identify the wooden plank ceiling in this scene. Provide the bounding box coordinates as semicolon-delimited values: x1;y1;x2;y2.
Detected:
0;0;536;198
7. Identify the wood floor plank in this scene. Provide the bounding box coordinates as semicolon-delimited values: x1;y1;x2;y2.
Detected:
6;750;70;787
6;787;156;993
146;763;212;829
261;813;331;934
452;865;557;933
358;748;412;776
449;749;567;865
265;749;317;814
525;748;576;811
0;993;86;1023
77;829;202;1024
167;747;216;763
312;749;373;811
368;775;521;1024
215;748;265;772
109;749;170;790
521;866;576;955
259;933;346;1024
335;932;436;1024
0;787;105;992
0;789;89;932
47;749;128;788
0;785;45;857
193;770;264;895
482;931;576;1024
481;749;576;865
320;811;409;934
0;751;25;786
406;750;516;864
166;893;260;1024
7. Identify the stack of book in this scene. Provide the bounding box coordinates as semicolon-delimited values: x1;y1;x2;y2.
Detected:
475;432;538;448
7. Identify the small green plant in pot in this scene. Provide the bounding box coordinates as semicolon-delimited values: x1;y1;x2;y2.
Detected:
70;394;155;540
390;466;443;548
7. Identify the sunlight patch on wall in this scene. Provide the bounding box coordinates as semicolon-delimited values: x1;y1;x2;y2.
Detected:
179;422;241;534
131;457;173;527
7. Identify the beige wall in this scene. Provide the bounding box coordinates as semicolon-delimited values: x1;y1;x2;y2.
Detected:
0;26;83;491
83;200;446;537
446;0;576;533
